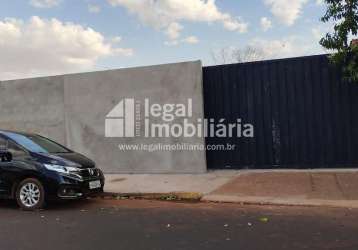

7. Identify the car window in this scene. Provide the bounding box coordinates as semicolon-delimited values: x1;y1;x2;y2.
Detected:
3;133;46;153
26;135;70;154
0;137;7;151
3;132;70;154
7;140;27;157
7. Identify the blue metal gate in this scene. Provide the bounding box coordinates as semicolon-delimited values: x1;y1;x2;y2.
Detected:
203;55;358;169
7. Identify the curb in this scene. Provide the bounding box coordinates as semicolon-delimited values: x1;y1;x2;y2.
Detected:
98;192;358;209
99;192;203;202
202;195;358;209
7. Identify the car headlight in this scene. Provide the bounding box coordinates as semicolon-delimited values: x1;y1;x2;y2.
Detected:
43;164;80;174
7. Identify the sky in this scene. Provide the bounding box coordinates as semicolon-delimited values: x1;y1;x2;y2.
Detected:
0;0;332;80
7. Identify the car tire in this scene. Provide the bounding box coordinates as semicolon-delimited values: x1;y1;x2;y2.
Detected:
16;178;45;211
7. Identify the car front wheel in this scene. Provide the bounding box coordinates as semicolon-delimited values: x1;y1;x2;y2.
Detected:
16;178;45;210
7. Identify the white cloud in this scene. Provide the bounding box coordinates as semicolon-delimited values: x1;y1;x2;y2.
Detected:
264;0;308;26
249;36;324;59
0;16;133;80
165;35;199;46
311;24;332;40
29;0;61;8
112;36;122;43
182;36;199;44
164;40;179;46
213;35;326;64
311;26;332;54
260;17;272;31
108;0;248;39
112;47;134;56
88;4;101;13
165;22;183;40
250;38;299;58
316;0;324;5
221;16;248;32
312;27;324;40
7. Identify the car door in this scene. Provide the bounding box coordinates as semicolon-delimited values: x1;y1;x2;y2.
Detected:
0;136;31;197
0;136;11;196
0;139;32;197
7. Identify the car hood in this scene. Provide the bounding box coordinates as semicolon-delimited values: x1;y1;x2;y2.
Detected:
32;152;95;169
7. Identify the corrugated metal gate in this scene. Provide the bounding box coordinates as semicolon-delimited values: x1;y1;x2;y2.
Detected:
203;55;358;169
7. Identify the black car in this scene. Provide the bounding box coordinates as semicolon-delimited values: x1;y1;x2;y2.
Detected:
0;130;105;210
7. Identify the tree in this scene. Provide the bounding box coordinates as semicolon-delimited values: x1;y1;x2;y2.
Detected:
233;46;266;63
320;0;358;81
211;46;266;64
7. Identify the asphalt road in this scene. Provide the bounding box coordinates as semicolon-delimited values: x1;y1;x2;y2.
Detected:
0;198;357;250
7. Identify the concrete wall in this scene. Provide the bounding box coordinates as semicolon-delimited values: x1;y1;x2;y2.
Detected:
0;61;206;173
0;76;66;145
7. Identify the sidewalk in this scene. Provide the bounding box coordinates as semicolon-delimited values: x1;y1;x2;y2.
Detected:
104;170;240;195
104;170;358;208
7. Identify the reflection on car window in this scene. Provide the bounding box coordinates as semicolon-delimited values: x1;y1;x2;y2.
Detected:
4;133;46;153
0;137;7;151
26;135;70;154
7;140;27;157
3;132;70;154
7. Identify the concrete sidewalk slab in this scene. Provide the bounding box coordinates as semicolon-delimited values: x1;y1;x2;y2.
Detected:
104;170;240;195
104;170;358;208
203;171;358;208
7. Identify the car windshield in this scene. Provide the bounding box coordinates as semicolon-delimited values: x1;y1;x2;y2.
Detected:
4;132;70;154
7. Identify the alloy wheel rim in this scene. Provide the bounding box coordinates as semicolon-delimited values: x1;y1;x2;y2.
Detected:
20;183;40;207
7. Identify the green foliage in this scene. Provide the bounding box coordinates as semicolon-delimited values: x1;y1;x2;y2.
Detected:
320;0;358;81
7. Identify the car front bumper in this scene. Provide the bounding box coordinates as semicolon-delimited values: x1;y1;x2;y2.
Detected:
44;171;105;200
56;179;104;199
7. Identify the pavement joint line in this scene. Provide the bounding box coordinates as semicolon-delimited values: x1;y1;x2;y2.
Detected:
334;173;346;199
309;173;315;192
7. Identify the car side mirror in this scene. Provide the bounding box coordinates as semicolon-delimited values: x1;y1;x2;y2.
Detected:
0;151;12;162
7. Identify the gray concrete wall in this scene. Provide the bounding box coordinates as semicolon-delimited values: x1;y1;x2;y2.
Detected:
0;76;66;145
0;61;206;173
